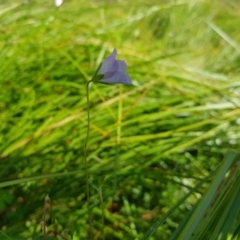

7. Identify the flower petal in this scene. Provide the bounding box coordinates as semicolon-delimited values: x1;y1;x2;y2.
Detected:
118;60;127;72
98;49;118;74
100;71;132;85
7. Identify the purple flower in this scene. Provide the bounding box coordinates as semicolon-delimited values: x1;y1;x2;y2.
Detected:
97;49;132;85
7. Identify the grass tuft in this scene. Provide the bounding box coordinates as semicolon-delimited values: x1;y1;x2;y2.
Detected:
0;0;240;239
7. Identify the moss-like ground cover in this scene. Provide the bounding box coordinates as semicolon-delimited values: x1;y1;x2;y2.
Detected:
0;0;240;239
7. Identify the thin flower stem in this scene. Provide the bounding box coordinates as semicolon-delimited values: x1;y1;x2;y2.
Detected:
43;196;47;237
84;79;93;238
100;186;105;240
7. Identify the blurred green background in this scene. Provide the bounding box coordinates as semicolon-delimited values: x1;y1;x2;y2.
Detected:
0;0;240;239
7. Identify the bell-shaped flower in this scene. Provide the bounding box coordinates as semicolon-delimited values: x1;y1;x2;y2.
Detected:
96;49;132;85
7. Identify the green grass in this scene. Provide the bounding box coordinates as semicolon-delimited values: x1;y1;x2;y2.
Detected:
0;0;240;239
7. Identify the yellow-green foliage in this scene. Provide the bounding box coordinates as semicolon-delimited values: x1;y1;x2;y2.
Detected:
0;0;240;239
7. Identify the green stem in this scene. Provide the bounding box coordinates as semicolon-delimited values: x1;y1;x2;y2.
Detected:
84;79;93;238
100;188;105;240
